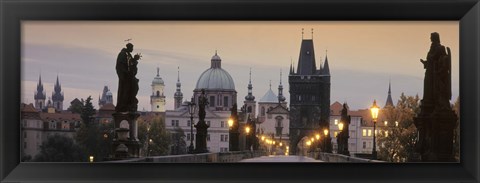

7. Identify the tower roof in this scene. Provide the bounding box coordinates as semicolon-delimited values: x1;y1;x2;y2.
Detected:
245;68;255;101
152;67;164;85
259;87;278;103
385;81;394;107
322;52;330;75
296;39;317;75
35;74;46;100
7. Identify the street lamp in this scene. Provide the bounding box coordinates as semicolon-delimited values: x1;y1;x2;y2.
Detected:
89;155;94;163
187;98;196;154
370;99;379;160
228;118;234;128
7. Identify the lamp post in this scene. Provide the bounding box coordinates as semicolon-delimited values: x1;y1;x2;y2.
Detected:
338;122;344;154
370;99;379;160
187;98;196;154
323;129;329;152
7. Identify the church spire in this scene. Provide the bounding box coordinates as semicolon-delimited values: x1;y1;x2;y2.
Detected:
385;80;394;108
157;67;160;77
245;68;255;101
174;66;183;109
52;74;64;111
322;50;330;75
278;69;286;103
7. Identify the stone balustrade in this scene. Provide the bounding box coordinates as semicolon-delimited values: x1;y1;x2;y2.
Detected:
308;152;384;162
108;150;266;163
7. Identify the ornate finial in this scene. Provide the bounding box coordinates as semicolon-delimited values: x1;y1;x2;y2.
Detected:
249;67;252;84
280;69;282;85
302;28;304;39
177;66;180;82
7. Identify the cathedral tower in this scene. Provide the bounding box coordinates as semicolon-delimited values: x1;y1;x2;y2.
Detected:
52;75;64;111
151;67;166;112
34;74;46;111
288;29;331;154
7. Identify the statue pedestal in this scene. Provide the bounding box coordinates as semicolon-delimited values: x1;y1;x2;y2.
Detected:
229;131;240;151
111;112;141;159
415;108;457;162
194;120;209;153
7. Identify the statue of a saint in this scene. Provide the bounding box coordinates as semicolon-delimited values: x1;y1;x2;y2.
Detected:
197;89;209;121
115;43;141;112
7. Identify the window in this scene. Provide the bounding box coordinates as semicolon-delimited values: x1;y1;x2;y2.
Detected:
207;134;210;141
50;121;57;129
175;120;179;127
187;120;191;127
247;106;252;113
209;96;215;107
362;129;367;137
334;119;338;125
24;131;27;138
221;135;225;142
157;105;159;109
207;121;211;126
171;120;175;126
221;121;224;128
363;142;366;149
156;91;160;97
334;131;338;137
223;96;228;107
368;129;372;137
187;133;195;141
225;135;228;142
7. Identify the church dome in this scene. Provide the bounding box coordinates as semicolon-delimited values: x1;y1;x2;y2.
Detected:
152;68;164;85
195;52;235;90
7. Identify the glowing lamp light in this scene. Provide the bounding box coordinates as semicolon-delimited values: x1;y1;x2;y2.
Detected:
316;134;320;140
323;129;329;136
89;156;94;163
370;100;380;121
384;121;388;126
228;118;234;128
338;122;344;131
245;126;251;134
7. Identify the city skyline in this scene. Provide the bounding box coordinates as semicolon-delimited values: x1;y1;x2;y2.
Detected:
21;21;459;111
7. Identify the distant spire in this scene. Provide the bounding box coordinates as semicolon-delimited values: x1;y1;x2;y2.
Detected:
385;80;394;108
269;80;272;89
157;67;160;77
323;50;330;75
278;69;286;103
245;68;255;101
177;66;180;82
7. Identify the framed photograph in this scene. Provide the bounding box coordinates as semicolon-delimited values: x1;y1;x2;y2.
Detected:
1;0;479;182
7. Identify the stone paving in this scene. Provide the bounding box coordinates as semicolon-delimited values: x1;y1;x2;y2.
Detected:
239;155;324;162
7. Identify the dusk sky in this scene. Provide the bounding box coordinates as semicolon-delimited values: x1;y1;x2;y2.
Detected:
21;21;459;111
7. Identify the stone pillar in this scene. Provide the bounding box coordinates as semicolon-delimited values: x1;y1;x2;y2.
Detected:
112;112;141;159
194;120;209;153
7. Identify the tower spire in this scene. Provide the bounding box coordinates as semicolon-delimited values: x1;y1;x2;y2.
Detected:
323;50;330;75
174;66;183;109
245;68;255;101
157;67;160;77
311;28;314;39
384;80;394;108
278;69;286;103
177;66;180;82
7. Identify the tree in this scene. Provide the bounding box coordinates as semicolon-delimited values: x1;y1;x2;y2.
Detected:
74;96;112;161
80;96;96;127
378;93;420;162
68;98;84;114
171;127;187;155
33;134;85;162
138;117;171;156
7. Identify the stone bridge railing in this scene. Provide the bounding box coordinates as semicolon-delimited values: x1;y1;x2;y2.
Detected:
308;152;385;162
109;151;266;163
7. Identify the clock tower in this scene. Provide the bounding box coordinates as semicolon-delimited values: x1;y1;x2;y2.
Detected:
151;67;166;112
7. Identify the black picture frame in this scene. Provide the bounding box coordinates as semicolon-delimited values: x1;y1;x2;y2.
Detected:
1;0;479;182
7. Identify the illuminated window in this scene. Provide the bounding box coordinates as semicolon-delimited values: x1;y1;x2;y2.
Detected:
362;129;367;137
368;130;372;137
334;119;338;125
334;131;338;137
